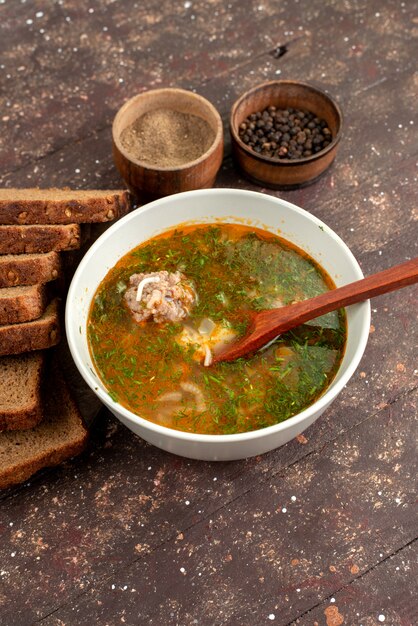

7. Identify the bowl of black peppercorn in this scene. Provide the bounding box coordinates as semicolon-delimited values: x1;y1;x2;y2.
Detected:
230;80;343;189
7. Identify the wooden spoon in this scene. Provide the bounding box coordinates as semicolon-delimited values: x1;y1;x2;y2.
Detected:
213;257;418;364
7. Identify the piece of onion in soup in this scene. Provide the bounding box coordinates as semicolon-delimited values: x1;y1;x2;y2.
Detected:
176;320;237;366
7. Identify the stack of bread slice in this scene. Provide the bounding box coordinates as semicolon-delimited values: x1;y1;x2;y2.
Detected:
0;188;131;489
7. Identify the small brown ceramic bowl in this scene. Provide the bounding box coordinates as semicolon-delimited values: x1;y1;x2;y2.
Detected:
112;88;224;202
230;80;343;189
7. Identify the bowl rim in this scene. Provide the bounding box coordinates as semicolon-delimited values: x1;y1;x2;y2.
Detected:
112;87;224;172
230;79;343;167
66;188;370;445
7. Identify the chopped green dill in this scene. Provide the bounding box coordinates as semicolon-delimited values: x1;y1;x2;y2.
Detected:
116;280;127;293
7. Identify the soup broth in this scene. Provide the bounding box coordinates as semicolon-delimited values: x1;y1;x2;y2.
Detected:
88;224;346;435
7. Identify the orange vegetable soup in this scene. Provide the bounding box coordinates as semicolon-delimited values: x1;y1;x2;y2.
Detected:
88;223;346;434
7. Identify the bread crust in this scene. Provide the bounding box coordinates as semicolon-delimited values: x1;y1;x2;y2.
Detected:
0;224;81;254
0;366;88;489
0;299;60;356
0;439;86;489
0;251;61;288
0;189;131;224
0;352;45;432
0;284;48;325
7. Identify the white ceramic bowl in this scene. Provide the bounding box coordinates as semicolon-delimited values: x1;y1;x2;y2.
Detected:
66;189;370;461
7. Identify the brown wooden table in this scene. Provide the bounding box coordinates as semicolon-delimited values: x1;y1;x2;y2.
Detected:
1;1;417;624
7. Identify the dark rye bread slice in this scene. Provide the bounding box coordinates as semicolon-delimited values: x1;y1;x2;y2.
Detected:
0;368;88;489
0;284;47;325
0;188;131;224
0;352;45;432
0;251;61;288
0;298;60;356
0;224;81;254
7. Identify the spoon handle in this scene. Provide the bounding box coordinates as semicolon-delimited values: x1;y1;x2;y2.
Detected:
216;257;418;362
262;255;418;330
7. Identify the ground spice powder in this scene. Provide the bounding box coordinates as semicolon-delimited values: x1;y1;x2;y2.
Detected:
120;108;215;168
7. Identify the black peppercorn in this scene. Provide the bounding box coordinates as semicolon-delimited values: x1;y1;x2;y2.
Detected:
238;106;332;160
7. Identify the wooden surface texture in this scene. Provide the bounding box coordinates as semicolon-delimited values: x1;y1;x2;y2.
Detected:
0;1;417;625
